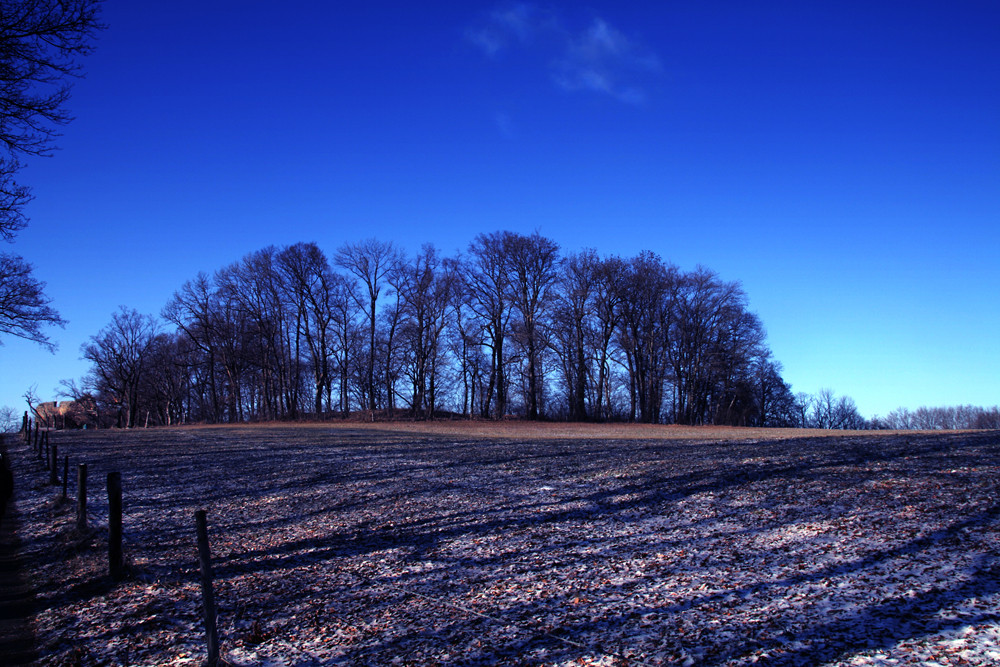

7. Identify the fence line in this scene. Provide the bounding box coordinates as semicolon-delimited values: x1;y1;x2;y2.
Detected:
8;425;641;666
195;510;221;666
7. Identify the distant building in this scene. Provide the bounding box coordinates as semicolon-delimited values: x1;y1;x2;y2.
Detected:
34;400;97;429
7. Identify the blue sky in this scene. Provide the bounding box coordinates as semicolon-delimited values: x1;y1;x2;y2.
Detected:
2;1;998;420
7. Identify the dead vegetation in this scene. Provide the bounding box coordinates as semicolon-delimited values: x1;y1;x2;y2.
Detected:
8;423;1000;665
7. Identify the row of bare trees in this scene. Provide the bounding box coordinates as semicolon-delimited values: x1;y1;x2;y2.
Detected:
877;405;1000;431
69;232;805;427
794;388;866;430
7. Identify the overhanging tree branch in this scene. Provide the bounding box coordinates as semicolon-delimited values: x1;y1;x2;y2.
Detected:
0;251;65;350
0;0;104;238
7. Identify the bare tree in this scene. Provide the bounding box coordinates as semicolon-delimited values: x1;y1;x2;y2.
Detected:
217;247;308;420
81;307;158;428
277;243;338;415
615;252;677;423
976;407;1000;429
335;239;400;413
551;250;598;420
883;407;913;430
379;279;404;413
449;277;486;418
749;358;796;427
670;267;752;425
328;272;360;416
163;272;224;420
811;388;837;429
209;278;254;422
466;232;513;418
137;332;188;426
709;306;768;426
882;404;1000;430
504;232;560;420
591;256;625;421
395;245;459;418
22;383;39;422
793;392;813;428
835;395;865;429
0;405;18;433
56;379;98;428
0;0;104;238
68;229;811;428
0;2;101;356
809;388;864;429
0;252;66;349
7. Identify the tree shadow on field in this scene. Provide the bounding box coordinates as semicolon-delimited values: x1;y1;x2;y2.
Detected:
748;554;1000;665
328;500;1000;665
212;431;995;564
49;428;1000;663
0;497;37;665
434;501;998;663
633;501;1000;664
197;431;1000;663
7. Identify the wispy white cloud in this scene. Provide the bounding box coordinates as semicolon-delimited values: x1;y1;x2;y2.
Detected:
491;4;537;42
466;5;662;105
465;3;550;57
553;18;662;104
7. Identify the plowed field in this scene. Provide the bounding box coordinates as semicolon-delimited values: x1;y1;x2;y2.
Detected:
7;423;1000;665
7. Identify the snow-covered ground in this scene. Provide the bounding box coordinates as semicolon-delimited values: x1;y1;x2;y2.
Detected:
8;425;1000;665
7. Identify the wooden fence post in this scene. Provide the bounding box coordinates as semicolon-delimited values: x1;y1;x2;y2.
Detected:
195;510;220;666
62;455;69;500
108;472;123;580
76;463;88;531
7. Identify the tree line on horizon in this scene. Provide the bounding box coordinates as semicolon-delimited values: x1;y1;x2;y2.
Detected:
30;231;1000;432
65;232;811;429
875;405;1000;431
2;6;995;434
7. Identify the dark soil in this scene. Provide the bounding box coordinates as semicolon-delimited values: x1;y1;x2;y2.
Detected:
6;424;1000;665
